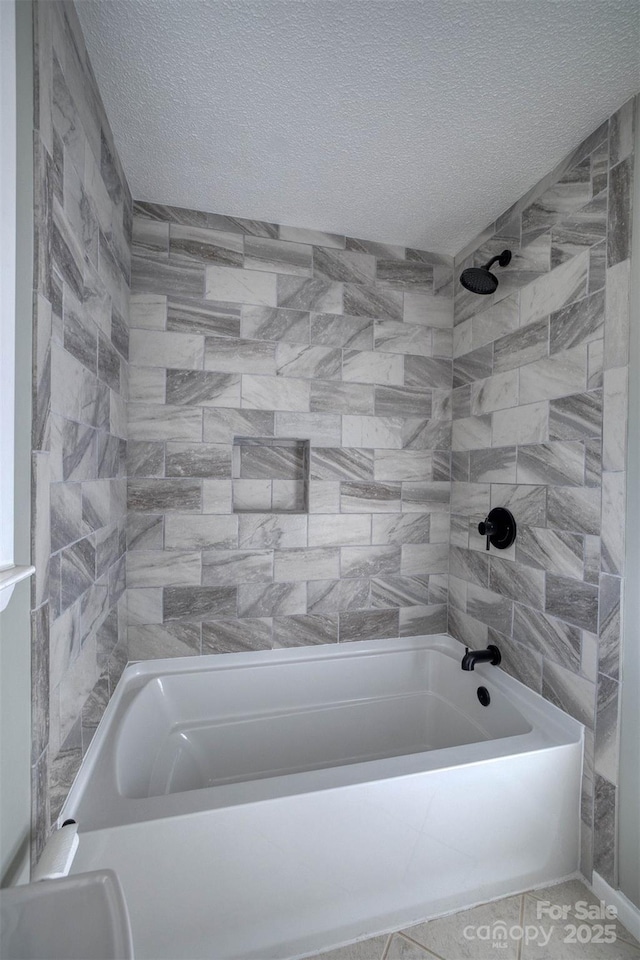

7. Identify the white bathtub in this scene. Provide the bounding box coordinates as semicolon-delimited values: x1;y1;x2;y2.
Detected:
64;635;583;960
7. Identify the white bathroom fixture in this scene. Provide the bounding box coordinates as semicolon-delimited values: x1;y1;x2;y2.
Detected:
0;869;133;959
63;634;583;960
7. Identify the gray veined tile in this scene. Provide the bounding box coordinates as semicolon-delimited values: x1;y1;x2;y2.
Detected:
127;550;201;588
165;442;231;479
469;446;516;483
546;486;600;535
448;605;489;647
238;442;306;480
521;155;592;245
163;586;237;622
549;289;605;354
370;575;430;607
241;375;310;411
376;259;432;292
451;451;470;482
132;253;205;299
489;557;545;610
371;513;430;545
399;603;448;637
277;276;342;314
585;437;603;488
339;609;399;643
340;481;401;513
602;367;628;472
452;415;492;451
604;258;631;370
373;321;431;357
308;514;370;546
309;312;372;350
169;223;244;267
280;225;345;248
204;337;276;375
374;385;432;418
166;369;240;407
239;513;307;549
343;349;403;385
595;674;619;784
312;247;375;284
237;582;306;617
273;547;340;582
205;264;276;306
129;622;201;661
448;545;489;587
167;297;241;338
520;250;589;327
307;579;370;614
127;514;164;551
202;549;273;586
245;236;312;277
129;367;166;404
127;478;202;513
465;582;513;634
549;390;602;441
164;514;238;550
343;282;403;321
583;534;601;585
404;356;452;390
451;384;471;420
517;441;584;486
492;402;549;447
129;329;204;369
493;318;549;375
133;202;277;238
310;381;374;415
63;290;97;374
516;525;584;579
341;545;401;578
401;542;448;576
545;573;599;633
203;409;274;443
404;290;453;328
593;775;616;884
607;157;632;268
470;370;519;415
609;97;635;166
452;343;493;387
374;449;433;482
273;614;338;647
342;415;403;449
589;239;607;296
346;236;404;259
310;447;374;481
601;471;625;575
450;480;490;517
241;306;309;344
97;334;121;391
551;191;608;267
274;412;341;446
401;481;450;513
401;419;451;451
542;657;596;727
598;573;621;679
202;618;273;654
519;345;587;404
276;343;342;380
132;218;169;257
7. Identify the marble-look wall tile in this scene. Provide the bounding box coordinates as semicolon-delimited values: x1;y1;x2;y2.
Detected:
163;586;237;622
341;545;401;578
513;604;581;671
545;573;598;632
607;158;632;267
202;618;272;654
548;390;602;441
273;614;338;647
338;609;399;643
206;264;276;306
594;674;619;785
237;582;306;617
516;441;584;486
307;578;370;614
593;774;616;884
340;481;402;513
493;319;549;374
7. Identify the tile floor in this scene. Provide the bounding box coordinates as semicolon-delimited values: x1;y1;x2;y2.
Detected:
315;880;640;960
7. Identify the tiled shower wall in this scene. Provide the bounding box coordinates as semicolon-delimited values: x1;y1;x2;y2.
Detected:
31;0;131;855
127;204;453;656
449;98;636;886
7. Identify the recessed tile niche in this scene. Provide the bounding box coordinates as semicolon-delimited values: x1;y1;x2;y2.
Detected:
232;437;310;514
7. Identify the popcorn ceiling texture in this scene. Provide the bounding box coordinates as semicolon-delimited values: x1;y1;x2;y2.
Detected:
75;0;640;255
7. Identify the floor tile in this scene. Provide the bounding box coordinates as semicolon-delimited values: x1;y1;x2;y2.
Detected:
315;935;390;960
385;933;442;958
520;890;640;958
400;896;522;959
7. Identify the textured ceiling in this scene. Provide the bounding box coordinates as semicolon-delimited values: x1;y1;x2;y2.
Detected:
76;0;640;254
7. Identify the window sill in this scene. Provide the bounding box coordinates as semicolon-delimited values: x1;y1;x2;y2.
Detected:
0;565;35;612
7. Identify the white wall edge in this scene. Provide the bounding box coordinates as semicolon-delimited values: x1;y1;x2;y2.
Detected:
0;566;35;613
589;871;640;943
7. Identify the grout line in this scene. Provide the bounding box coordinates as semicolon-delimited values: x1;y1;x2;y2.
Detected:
516;893;525;960
396;932;448;959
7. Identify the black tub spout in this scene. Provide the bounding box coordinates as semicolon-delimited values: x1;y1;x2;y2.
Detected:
461;644;501;671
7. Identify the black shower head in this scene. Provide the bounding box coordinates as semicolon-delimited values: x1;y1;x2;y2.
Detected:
460;249;512;295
